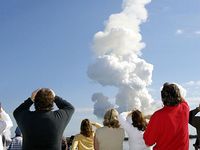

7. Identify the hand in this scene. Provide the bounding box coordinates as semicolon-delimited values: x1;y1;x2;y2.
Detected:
49;89;56;98
144;115;152;120
197;104;200;112
31;88;41;102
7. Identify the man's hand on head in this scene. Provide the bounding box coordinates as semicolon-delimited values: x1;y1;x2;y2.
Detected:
49;89;56;98
31;88;41;102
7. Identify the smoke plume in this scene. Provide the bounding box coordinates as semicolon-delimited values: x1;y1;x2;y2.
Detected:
88;0;153;118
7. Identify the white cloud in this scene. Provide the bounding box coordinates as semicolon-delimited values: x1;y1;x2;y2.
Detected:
185;80;200;86
183;81;200;100
88;0;154;117
194;30;200;35
176;29;184;35
75;108;93;113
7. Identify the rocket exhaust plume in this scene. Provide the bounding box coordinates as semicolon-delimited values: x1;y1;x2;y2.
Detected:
88;0;153;118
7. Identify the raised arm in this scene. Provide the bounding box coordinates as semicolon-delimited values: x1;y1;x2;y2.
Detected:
189;104;200;127
0;120;6;134
54;96;75;118
91;122;103;128
1;109;13;129
143;113;158;146
13;98;33;120
118;112;133;132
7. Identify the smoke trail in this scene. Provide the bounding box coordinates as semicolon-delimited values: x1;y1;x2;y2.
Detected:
88;0;153;118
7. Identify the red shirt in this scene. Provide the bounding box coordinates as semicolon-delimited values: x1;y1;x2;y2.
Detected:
143;101;189;150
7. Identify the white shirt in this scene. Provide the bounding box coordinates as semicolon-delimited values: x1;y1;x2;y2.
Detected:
0;110;13;150
118;112;151;150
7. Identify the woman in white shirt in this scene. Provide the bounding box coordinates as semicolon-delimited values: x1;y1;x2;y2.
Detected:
0;107;13;150
118;110;151;150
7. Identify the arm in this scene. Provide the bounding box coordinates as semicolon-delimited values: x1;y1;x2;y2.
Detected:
1;109;13;129
94;134;99;150
71;135;79;150
118;112;133;132
144;114;152;120
91;122;103;128
189;105;200;127
143;114;158;146
13;98;33;120
54;96;75;119
0;120;6;134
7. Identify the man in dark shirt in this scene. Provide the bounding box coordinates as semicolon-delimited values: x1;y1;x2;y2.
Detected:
189;104;200;150
13;88;75;150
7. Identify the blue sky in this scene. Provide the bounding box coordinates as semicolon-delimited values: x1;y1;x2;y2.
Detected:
1;0;200;137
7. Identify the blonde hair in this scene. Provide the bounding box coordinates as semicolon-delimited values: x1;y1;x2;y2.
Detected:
103;109;120;128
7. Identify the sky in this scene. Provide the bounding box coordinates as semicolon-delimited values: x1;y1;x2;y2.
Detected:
1;0;200;139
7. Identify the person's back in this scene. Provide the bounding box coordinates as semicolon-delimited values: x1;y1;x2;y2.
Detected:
13;88;75;150
118;111;150;150
145;101;189;150
72;134;93;150
94;109;125;150
143;83;189;150
96;126;124;150
71;119;102;150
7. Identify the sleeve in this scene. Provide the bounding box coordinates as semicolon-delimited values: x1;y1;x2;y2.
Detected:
0;120;6;134
189;107;200;128
1;109;13;129
143;113;159;146
54;96;75;118
0;109;13;141
118;112;133;133
13;98;33;121
91;122;103;128
94;133;99;150
71;135;79;150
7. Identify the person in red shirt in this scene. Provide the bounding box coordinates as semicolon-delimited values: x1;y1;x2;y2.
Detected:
143;82;189;150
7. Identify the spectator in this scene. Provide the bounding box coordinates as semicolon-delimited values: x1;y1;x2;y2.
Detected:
143;83;189;150
13;88;75;150
61;137;68;150
118;109;151;150
67;135;74;150
71;119;102;150
0;105;13;150
8;127;22;150
94;109;125;150
189;104;200;150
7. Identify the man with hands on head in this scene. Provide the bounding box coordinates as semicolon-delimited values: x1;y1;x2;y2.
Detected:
189;104;200;149
13;88;75;150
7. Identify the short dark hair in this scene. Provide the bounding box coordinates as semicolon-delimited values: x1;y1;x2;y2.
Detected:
131;109;147;131
34;88;54;111
161;83;182;106
80;119;93;137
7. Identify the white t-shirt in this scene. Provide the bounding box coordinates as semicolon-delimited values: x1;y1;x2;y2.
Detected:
118;112;151;150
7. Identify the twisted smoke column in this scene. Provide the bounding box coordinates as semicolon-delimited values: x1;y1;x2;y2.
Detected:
88;0;153;118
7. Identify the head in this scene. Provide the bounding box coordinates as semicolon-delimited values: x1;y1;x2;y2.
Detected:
80;119;93;137
103;108;120;128
34;88;55;111
161;82;183;106
131;109;147;131
62;137;68;150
